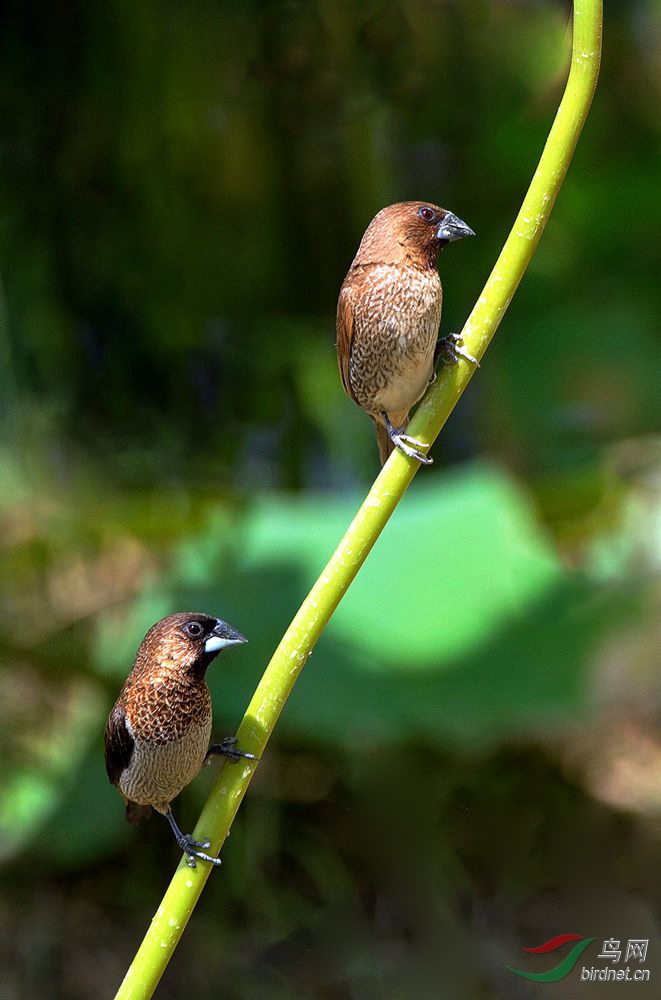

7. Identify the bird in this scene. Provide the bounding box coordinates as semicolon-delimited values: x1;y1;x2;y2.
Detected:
336;201;475;465
104;611;255;868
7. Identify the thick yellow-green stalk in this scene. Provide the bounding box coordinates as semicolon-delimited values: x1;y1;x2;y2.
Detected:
115;4;602;996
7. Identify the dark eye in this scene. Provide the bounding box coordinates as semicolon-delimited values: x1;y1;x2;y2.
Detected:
417;206;437;223
184;621;204;638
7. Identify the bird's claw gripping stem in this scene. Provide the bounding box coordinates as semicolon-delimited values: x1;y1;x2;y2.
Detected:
180;834;222;869
205;736;258;765
383;414;433;465
166;808;221;868
437;333;480;368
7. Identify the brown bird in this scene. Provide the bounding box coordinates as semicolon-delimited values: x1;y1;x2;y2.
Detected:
336;201;475;465
104;612;255;868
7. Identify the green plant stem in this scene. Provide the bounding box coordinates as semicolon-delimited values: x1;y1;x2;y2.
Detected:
115;4;601;996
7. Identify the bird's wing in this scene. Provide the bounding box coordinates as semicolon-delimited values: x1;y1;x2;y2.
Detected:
104;705;135;785
336;277;358;402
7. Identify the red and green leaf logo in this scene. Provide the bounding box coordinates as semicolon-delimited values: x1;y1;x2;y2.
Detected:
507;934;596;982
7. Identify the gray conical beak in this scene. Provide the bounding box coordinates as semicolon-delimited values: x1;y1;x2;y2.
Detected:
435;212;475;243
204;619;248;653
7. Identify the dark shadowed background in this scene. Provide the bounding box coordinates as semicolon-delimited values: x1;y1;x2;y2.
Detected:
1;1;661;997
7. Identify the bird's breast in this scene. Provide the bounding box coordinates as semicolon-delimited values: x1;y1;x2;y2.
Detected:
119;675;213;811
126;669;212;745
348;265;442;414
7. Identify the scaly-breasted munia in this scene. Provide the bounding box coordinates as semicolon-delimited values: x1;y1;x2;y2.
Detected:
104;612;254;868
336;201;475;465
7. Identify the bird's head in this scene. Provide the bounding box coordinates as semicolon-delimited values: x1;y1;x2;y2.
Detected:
352;201;474;269
135;611;247;677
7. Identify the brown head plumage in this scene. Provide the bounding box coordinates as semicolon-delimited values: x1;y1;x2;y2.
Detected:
349;201;474;270
127;611;246;686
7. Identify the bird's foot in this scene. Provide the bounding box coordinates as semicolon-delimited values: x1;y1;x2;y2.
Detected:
205;737;258;765
383;414;432;465
437;333;480;367
166;807;221;868
392;435;433;464
179;833;222;869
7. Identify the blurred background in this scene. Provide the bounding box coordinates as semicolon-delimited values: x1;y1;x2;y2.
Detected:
1;0;660;997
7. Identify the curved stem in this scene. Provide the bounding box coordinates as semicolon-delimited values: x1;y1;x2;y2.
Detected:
114;4;602;996
409;0;602;446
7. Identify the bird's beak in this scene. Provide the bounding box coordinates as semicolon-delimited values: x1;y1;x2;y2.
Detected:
436;212;475;243
204;619;248;653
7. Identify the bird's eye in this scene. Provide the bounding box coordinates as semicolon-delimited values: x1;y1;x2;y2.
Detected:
417;206;437;223
184;621;204;638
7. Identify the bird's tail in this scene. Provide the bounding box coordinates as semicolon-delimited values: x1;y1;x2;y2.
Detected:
125;800;152;824
375;422;394;466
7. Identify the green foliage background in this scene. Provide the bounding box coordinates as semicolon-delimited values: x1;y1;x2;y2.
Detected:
1;1;661;997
